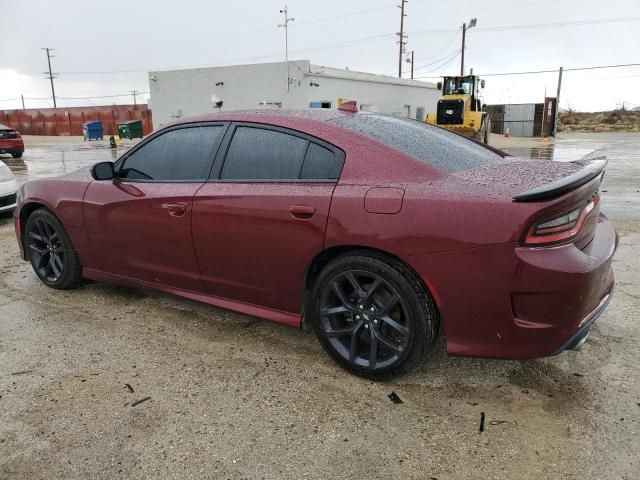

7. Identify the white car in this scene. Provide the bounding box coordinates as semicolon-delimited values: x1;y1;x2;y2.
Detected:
0;160;17;213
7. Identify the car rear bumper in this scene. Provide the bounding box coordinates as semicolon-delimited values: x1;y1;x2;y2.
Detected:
404;214;617;359
0;138;24;154
549;292;611;355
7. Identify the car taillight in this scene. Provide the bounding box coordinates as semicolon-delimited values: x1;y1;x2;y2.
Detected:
523;194;599;246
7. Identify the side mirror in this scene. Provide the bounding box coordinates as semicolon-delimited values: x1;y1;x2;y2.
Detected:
91;161;115;180
436;81;442;90
481;80;486;88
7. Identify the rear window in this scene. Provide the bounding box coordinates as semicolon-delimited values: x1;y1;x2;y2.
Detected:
330;114;502;173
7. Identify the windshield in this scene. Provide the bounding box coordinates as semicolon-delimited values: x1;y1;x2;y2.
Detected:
443;76;475;96
330;114;503;173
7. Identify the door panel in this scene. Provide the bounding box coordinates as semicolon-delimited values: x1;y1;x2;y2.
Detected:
192;183;334;313
83;181;205;292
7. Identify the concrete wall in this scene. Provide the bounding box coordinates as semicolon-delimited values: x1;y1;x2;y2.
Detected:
149;60;439;129
149;61;309;129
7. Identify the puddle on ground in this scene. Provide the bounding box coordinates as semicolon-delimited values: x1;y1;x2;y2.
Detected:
0;139;138;186
503;145;599;162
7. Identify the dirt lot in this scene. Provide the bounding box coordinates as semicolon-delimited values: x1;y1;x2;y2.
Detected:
0;133;639;479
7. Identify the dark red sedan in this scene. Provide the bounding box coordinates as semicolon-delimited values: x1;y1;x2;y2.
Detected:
13;109;616;378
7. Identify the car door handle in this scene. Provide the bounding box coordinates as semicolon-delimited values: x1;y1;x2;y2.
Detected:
289;205;316;219
162;203;187;217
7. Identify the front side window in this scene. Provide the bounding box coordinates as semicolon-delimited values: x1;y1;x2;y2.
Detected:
119;125;224;181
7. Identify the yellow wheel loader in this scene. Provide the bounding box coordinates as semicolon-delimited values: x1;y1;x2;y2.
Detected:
426;75;490;144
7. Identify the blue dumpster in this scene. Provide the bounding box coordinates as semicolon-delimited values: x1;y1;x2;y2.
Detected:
83;121;103;141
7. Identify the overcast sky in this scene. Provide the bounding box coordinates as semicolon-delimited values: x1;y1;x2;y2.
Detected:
1;0;639;111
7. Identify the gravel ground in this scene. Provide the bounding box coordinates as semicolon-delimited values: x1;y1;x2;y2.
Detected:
0;133;638;479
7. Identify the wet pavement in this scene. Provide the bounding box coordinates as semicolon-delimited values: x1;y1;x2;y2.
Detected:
496;132;640;220
0;134;639;479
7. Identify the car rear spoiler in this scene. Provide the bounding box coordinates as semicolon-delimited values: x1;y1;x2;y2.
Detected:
512;157;607;202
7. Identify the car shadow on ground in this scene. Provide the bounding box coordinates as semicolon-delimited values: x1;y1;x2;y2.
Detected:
77;278;592;403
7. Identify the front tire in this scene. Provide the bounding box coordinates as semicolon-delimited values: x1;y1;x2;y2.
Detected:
25;209;82;289
12;151;23;158
311;253;438;379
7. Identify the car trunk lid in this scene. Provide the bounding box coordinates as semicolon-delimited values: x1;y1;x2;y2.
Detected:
452;157;606;249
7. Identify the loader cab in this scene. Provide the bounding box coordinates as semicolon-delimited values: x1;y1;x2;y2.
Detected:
437;75;485;112
426;74;489;142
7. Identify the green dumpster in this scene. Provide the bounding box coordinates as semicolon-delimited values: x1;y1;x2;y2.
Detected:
117;120;143;140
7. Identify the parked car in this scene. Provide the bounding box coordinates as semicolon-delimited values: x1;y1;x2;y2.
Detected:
13;109;616;379
0;124;24;159
0;160;18;214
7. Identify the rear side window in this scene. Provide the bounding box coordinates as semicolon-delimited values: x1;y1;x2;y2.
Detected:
330;114;502;173
221;127;307;180
219;126;343;181
120;125;223;181
301;143;342;180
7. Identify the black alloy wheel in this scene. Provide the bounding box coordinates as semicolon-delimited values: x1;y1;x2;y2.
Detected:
319;270;410;370
28;217;65;282
25;209;82;289
312;254;438;379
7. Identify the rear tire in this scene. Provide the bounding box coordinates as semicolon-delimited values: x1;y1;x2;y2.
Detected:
12;151;23;158
310;253;438;380
25;209;82;289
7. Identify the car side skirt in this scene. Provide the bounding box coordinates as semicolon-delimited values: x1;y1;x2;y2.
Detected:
83;268;302;328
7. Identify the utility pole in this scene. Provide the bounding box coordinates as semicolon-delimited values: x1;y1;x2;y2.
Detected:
278;6;294;92
21;94;25;110
460;18;477;76
130;90;139;105
397;0;408;78
553;66;563;137
41;47;58;108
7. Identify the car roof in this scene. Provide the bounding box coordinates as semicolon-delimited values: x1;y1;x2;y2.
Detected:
170;108;355;127
0;123;13;130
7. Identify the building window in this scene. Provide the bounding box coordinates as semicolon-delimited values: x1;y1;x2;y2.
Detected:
310;101;332;109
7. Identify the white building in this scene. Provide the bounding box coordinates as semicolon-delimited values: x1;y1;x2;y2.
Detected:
148;60;440;129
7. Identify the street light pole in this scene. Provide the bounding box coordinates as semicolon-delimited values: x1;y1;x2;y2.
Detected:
278;6;294;92
460;18;477;76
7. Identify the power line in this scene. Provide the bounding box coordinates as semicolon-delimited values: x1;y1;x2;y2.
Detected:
57;34;396;75
410;0;574;19
415;50;462;77
409;16;640;36
413;62;640;79
382;29;460;76
413;48;462;72
0;92;150;102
